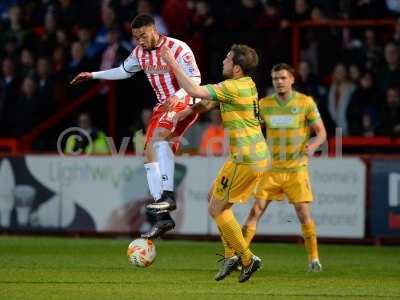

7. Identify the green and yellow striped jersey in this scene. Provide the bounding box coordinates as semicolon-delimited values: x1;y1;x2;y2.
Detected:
205;76;268;164
259;91;321;170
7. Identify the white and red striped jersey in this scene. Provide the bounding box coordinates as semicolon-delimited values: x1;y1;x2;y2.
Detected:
122;36;201;104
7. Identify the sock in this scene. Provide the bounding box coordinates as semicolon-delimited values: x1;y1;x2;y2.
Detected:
154;141;174;191
144;162;162;200
218;226;236;258
242;225;257;246
301;220;319;261
215;209;253;266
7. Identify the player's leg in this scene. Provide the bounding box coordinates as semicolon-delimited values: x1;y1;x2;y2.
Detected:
141;109;175;239
142;109;165;202
147;103;198;212
293;202;321;271
218;198;270;265
242;172;284;246
285;170;321;272
243;199;271;245
210;160;263;282
147;126;177;210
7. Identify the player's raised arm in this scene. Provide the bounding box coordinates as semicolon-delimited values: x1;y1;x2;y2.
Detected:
70;50;141;85
161;46;211;100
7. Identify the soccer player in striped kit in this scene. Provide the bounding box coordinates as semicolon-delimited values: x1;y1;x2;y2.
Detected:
71;14;201;238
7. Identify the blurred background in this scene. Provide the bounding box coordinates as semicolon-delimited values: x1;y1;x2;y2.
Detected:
0;0;399;244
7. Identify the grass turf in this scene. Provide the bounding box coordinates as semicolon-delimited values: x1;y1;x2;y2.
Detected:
0;236;399;300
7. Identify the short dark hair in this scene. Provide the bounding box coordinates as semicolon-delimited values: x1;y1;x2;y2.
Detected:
131;14;155;29
230;44;259;76
271;63;295;76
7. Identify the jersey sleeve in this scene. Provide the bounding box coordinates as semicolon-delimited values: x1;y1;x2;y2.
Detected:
305;98;321;124
205;80;237;103
175;48;201;79
122;47;142;74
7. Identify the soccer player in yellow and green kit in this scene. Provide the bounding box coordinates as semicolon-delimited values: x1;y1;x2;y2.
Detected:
159;44;269;282
245;63;326;272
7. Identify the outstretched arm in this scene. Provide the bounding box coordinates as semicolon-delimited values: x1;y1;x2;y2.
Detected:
161;46;211;99
70;65;132;84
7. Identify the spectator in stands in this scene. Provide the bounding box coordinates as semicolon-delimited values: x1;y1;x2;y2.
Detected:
377;42;400;92
65;112;109;154
2;36;19;61
327;63;356;135
187;0;215;33
7;77;39;137
99;27;129;71
55;0;81;28
94;5;118;56
296;60;321;100
162;0;190;38
199;108;225;156
67;42;91;83
20;48;35;77
347;71;380;136
77;26;99;63
51;46;68;108
296;60;335;136
362;29;383;71
229;0;263;30
4;4;35;49
377;86;400;136
186;0;216;72
37;12;59;56
35;57;55;121
283;0;310;22
137;0;169;35
349;63;362;85
0;58;20;135
55;28;70;49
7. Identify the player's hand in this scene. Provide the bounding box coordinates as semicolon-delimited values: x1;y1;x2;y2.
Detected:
305;143;319;157
160;46;175;64
70;72;93;85
172;107;193;128
163;95;179;111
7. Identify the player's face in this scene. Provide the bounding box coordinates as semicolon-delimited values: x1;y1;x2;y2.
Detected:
132;25;158;49
222;51;234;78
271;69;294;95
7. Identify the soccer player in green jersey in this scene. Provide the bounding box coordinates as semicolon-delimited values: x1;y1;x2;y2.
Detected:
159;44;269;282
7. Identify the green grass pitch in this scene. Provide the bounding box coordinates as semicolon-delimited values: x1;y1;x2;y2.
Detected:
0;236;399;300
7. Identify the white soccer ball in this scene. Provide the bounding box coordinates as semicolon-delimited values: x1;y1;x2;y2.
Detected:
127;238;156;267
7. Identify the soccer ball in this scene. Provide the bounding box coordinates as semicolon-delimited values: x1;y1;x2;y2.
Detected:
127;238;156;267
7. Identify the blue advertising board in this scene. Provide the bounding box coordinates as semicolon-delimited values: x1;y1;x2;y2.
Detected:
371;160;400;237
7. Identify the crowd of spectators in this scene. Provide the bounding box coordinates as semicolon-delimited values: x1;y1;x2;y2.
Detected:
0;0;400;152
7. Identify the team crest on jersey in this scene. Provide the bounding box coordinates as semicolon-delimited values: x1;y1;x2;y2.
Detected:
182;53;193;63
291;107;300;114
